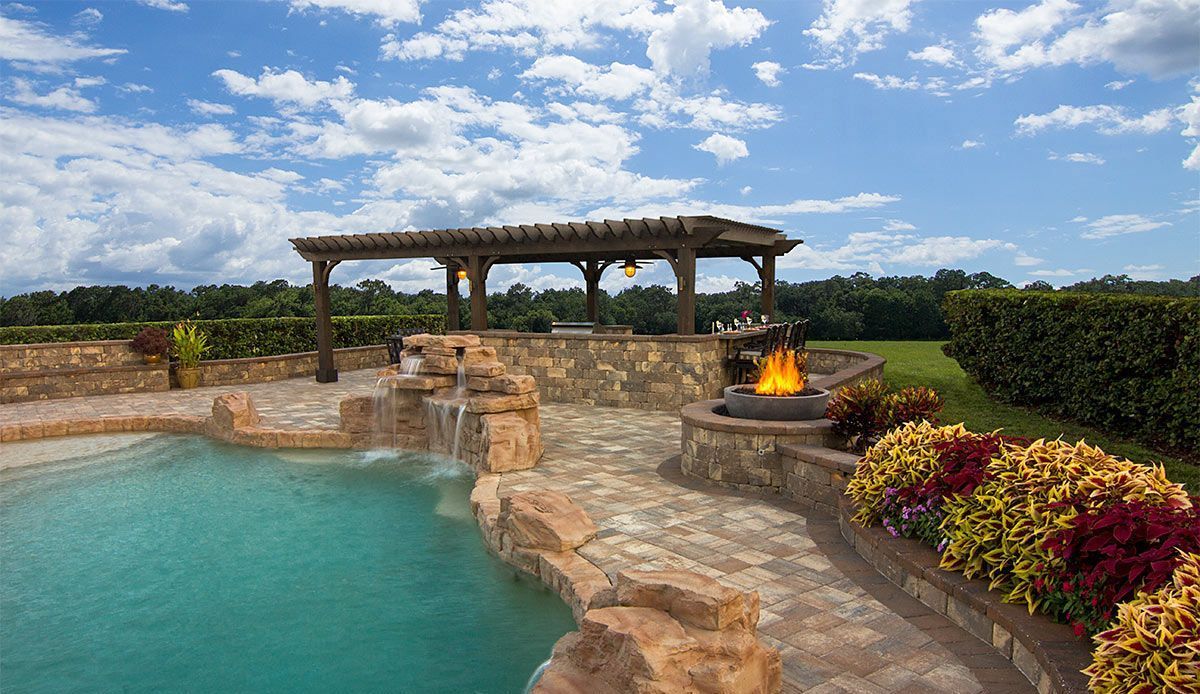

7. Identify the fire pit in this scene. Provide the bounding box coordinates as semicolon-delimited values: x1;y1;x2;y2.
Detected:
723;348;829;421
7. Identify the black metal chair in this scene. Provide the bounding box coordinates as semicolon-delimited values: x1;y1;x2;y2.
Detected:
385;327;426;364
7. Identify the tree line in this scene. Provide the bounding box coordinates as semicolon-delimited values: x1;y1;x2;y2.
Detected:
2;272;1196;340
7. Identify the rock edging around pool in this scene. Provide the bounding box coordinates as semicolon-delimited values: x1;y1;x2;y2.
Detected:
468;482;783;693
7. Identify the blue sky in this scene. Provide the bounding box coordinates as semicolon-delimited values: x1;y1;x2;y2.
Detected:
1;0;1197;295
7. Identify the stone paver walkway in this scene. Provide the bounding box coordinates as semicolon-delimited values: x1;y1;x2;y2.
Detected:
0;370;1032;693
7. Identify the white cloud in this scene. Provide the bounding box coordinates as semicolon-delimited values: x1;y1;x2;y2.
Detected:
136;0;189;12
1123;263;1165;279
72;7;103;26
696;273;744;293
521;56;657;100
1029;268;1085;277
804;0;916;68
0;15;127;68
1079;213;1172;239
636;87;783;131
587;192;901;227
853;72;920;90
1105;78;1134;90
960;139;984;149
1014;252;1043;266
187;99;235;116
1015;104;1175;135
1049;151;1106;164
908;42;959;67
289;0;421;27
752;60;785;86
8;78;96;112
213;67;355;109
381;0;660;62
882;219;915;231
693;132;748;165
118;82;154;94
974;0;1200;79
740;185;752;195
779;228;1015;273
644;0;770;76
1180;94;1200;170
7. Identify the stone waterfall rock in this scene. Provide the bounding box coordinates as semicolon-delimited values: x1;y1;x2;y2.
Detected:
338;395;374;434
211;392;260;431
479;410;542;472
498;490;597;551
533;570;782;694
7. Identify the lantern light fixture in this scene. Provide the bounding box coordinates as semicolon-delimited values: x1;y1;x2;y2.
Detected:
623;259;637;278
456;268;468;281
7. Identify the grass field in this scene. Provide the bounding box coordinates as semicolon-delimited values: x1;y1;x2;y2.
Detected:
811;340;1198;489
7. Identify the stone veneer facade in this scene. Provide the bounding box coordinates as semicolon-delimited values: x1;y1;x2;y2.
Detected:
198;345;389;387
468;331;727;412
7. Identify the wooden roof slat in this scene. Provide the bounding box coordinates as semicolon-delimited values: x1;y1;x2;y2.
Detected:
289;215;792;263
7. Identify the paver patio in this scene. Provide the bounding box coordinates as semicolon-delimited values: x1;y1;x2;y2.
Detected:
0;369;1032;693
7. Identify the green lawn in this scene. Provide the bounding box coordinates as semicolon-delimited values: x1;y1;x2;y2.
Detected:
811;340;1197;489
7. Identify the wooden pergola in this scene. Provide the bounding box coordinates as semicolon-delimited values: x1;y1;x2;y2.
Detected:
290;216;801;382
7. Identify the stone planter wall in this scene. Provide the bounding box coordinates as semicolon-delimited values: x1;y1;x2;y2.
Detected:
0;339;145;371
2;363;170;403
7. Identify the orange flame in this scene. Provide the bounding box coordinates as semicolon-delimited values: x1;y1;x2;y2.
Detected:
754;349;808;396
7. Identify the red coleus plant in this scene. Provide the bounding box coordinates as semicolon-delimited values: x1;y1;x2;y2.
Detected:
1040;498;1200;634
921;432;1003;501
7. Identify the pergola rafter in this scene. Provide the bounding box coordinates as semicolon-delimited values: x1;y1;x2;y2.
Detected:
290;215;802;382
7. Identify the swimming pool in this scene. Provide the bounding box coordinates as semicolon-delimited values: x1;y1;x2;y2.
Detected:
0;435;575;693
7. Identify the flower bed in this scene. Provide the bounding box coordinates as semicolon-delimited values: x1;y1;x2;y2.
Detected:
846;421;1199;690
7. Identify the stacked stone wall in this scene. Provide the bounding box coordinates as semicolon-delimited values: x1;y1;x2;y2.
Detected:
467;331;726;412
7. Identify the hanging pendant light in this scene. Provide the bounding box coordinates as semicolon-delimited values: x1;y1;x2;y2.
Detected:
456;267;468;281
623;259;637;278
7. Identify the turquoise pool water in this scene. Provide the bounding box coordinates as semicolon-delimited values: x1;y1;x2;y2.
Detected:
1;436;576;693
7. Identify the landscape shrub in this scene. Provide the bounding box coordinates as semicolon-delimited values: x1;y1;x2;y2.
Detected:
943;290;1200;455
0;315;445;360
1040;500;1200;635
1083;552;1199;692
939;439;1190;613
845;421;969;526
826;380;944;449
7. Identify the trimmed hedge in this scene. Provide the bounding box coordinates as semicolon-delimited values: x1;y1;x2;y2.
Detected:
0;315;445;361
944;290;1199;454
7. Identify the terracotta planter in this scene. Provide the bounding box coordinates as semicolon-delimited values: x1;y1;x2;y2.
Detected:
143;354;163;365
177;367;201;389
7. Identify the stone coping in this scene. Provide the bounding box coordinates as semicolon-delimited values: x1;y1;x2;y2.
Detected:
0;412;354;449
0;339;136;351
3;362;169;379
809;349;886;390
199;344;383;367
454;329;720;343
776;443;858;476
837;495;1091;694
681;398;835;436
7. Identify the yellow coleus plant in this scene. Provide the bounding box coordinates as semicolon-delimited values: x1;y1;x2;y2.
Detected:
845;421;971;526
1084;552;1200;693
939;439;1191;613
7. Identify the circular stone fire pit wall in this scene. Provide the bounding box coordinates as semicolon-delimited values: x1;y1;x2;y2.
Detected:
680;401;840;492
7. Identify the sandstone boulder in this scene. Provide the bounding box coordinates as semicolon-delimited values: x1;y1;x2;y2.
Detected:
338;395;374;434
211;392;259;431
533;571;781;694
462;345;498;365
499;490;597;551
617;570;755;631
464;361;505;378
489;373;536;394
420;354;459;375
480;411;542;472
466;391;538;414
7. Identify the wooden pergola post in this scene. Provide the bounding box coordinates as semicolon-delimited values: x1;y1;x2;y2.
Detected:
760;253;776;321
468;255;488;331
445;265;461;331
312;259;339;383
675;248;696;335
585;259;599;323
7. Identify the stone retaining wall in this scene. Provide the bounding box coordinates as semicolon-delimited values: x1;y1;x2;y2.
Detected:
199;345;388;386
467;331;727;412
0;339;144;371
1;363;170;403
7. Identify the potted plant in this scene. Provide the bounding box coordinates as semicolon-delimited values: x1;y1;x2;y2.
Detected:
130;326;171;364
171;320;210;389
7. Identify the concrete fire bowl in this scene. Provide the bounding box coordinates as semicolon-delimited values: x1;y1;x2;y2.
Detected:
722;385;830;421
